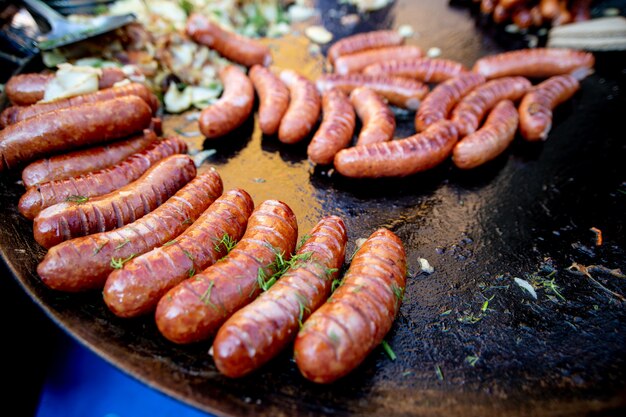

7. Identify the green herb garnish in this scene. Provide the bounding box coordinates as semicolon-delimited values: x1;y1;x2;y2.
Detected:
110;254;135;269
381;340;396;361
66;195;89;204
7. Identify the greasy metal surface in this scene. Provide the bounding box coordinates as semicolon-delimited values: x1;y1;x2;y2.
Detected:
1;1;626;416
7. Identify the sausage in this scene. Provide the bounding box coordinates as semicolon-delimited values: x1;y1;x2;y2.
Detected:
553;0;573;26
21;129;157;188
451;76;531;136
307;89;356;165
155;200;298;344
4;68;126;106
36;168;223;292
350;87;395;146
363;57;469;83
199;65;255;139
213;216;348;378
317;74;429;110
518;74;580;141
472;48;595;80
415;73;485;132
493;3;511;24
0;83;159;128
512;6;533;29
480;0;497;15
33;154;196;249
333;45;424;75
278;70;321;144
539;0;560;21
186;13;271;67
334;120;459;178
103;188;252;317
18;136;187;220
327;30;404;65
249;65;290;136
0;95;152;172
294;228;406;384
571;0;591;22
452;100;519;169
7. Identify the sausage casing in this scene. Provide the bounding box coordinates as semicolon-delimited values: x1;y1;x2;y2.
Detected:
350;87;395;146
327;30;404;64
333;45;423;75
249;65;290;136
278;70;321;144
363;57;468;83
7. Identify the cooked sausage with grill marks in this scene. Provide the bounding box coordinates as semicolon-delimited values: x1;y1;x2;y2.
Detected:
333;45;423;75
350;87;395;146
363;57;468;83
249;65;290;136
327;30;404;64
278;70;321;144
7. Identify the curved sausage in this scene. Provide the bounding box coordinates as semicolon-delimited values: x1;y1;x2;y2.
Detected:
317;74;429;110
186;13;271;67
213;216;348;378
333;45;423;75
278;70;321;144
350;87;395;146
0;95;152;172
103;188;253;317
472;48;595;80
155;200;298;344
36;169;223;292
334;120;459;178
327;30;404;65
307;89;356;165
294;228;406;384
415;73;485;132
518;74;580;141
18;136;187;220
363;57;468;83
198;65;255;139
33;154;196;249
453;100;519;169
451;76;531;136
249;65;290;136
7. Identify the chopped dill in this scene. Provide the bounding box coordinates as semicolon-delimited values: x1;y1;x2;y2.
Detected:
328;331;340;346
435;365;444;381
162;240;178;247
114;239;131;250
465;355;479;367
93;241;108;255
199;281;218;311
214;233;236;254
381;340;396;361
66;195;89;204
188;268;195;277
110;254;135;269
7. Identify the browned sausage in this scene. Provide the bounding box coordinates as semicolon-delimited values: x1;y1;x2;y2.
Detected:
493;3;511;23
472;48;595;80
553;0;573;26
155;200;298;344
451;76;531;136
213;216;348;378
500;0;528;10
539;0;560;21
363;57;469;83
480;0;497;15
199;65;255;139
294;228;406;384
316;74;429;110
327;30;404;65
333;45;423;75
0;95;152;171
453;100;519;169
33;154;196;249
249;65;290;136
307;89;355;165
278;70;321;144
18;136;187;220
36;168;222;292
103;188;252;317
350;87;395;146
334;120;459;178
571;0;591;22
186;13;271;67
518;74;580;141
512;6;533;29
415;73;485;132
21;129;157;188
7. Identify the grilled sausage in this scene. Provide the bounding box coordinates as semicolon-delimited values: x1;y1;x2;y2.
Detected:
415;73;485;132
249;65;290;136
36;168;222;292
33;154;196;249
333;45;423;75
453;100;519;169
186;13;271;67
350;87;395;146
155;200;298;344
0;95;152;172
327;30;404;65
307;89;356;165
212;216;347;378
294;228;406;384
278;70;321;144
199;65;255;139
539;0;560;21
518;74;580;141
317;74;429;110
363;57;468;83
451;76;531;136
472;48;595;80
334;120;459;178
18;136;187;220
